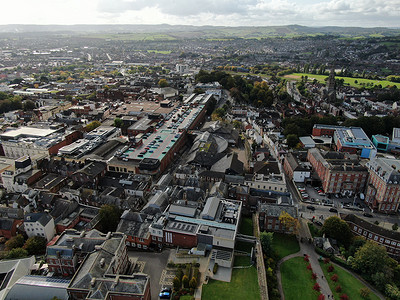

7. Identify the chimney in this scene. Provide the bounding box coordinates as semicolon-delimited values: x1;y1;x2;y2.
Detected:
344;163;347;171
90;278;96;287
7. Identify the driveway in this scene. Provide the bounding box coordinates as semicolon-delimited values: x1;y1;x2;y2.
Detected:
129;249;172;300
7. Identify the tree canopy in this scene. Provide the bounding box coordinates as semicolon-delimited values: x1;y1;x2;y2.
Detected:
23;236;47;255
99;205;122;233
5;234;25;251
321;216;353;247
260;231;274;256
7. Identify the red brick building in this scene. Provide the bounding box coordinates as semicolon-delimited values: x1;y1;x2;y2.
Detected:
307;148;368;194
258;203;298;233
365;157;400;213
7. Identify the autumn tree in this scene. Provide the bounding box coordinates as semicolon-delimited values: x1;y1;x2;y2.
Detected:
113;118;123;128
85;121;101;132
6;248;28;259
158;79;169;88
5;234;25;251
279;211;299;234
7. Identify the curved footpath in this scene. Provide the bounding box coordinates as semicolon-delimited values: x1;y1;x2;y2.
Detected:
277;218;384;300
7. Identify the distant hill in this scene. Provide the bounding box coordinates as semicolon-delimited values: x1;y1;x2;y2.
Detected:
0;24;399;39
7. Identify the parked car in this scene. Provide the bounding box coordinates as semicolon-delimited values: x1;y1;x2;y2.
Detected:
363;212;373;218
159;287;172;299
306;205;316;211
329;208;338;213
315;221;323;226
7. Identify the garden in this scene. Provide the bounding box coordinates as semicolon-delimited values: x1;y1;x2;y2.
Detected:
169;261;200;300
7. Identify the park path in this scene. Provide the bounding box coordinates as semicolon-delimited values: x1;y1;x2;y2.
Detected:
276;219;333;299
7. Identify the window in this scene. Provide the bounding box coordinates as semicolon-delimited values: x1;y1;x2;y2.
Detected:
358;228;362;234
158;237;162;242
380;237;384;243
354;225;358;231
152;236;156;241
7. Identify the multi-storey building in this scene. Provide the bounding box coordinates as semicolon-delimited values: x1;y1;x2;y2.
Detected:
24;212;55;241
283;151;312;183
312;124;377;159
343;214;400;258
365;157;400;213
307;148;368;194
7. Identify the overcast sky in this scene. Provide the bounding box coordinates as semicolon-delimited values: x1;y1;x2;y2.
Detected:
3;0;400;28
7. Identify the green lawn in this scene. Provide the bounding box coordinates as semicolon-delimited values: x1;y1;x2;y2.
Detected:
284;72;400;89
179;296;194;300
281;257;320;300
235;241;254;253
308;223;320;238
320;262;380;300
272;233;300;260
234;255;251;267
239;216;254;236
201;262;260;300
147;50;172;54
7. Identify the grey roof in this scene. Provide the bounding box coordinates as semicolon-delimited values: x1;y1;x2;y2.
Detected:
116;210;151;239
169;203;197;218
200;197;220;221
141;190;168;215
254;160;280;175
0;218;14;231
211;153;243;175
259;203;298;218
75;161;106;177
186;132;228;167
5;275;69;300
366;157;400;184
24;213;52;226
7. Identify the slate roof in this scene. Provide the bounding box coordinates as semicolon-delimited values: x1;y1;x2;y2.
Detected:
116;210;151;239
211;153;243;175
0;218;14;231
24;213;52;226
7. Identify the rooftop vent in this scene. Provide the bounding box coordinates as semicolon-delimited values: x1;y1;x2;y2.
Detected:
99;258;105;268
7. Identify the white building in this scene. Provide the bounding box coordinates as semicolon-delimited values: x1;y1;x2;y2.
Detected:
24;212;55;241
244;173;288;193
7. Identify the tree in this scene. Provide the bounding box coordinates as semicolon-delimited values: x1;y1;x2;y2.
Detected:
23;100;36;111
113;118;123;128
182;275;189;288
360;287;371;299
286;134;299;148
279;211;299;234
85;121;101;132
260;231;274;256
5;234;25;251
393;223;399;231
23;236;47;255
158;79;169;88
321;216;353;247
6;247;28;259
173;276;181;290
352;241;393;284
189;277;197;289
99;205;122;233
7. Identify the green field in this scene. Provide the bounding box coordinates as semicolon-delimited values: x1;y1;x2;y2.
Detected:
239;216;254;236
83;33;177;41
281;257;320;300
201;257;260;300
284;72;400;88
320;262;380;300
147;50;172;54
272;233;300;260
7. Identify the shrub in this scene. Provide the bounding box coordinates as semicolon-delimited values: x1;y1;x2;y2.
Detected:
193;268;200;282
182;275;189;288
307;263;312;271
327;265;335;272
167;260;175;268
393;223;399;231
331;274;338;282
173;276;181;290
304;256;310;262
185;264;192;277
336;285;342;292
176;268;184;281
340;294;349;300
213;263;219;274
312;272;317;280
318;295;325;300
360;287;371;298
374;221;379;225
5;247;28;259
313;283;321;292
189;277;197;289
194;263;200;268
324;257;330;264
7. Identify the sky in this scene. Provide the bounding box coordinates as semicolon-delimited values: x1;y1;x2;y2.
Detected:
2;0;400;28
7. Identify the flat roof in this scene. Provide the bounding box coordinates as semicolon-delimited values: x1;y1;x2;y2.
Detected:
1;127;57;138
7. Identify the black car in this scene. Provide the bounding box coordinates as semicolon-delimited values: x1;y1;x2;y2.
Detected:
329;208;338;213
363;212;373;218
306;205;316;211
315;221;323;226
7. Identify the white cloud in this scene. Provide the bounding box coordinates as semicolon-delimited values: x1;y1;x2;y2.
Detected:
1;0;399;27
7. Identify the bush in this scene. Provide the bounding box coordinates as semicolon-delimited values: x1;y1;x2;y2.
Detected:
318;295;325;300
360;287;371;298
194;263;200;268
336;285;342;292
176;268;183;281
324;257;330;264
340;294;349;300
331;274;338;282
193;268;200;282
5;247;28;259
307;263;312;271
182;275;189;288
393;223;399;231
313;283;321;292
312;272;317;280
173;276;181;290
5;234;24;251
189;277;197;289
327;265;335;272
167;261;175;268
213;263;219;274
